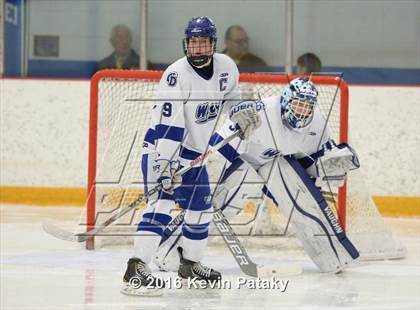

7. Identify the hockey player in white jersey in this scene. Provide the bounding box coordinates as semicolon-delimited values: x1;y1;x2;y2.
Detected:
121;16;261;296
155;77;361;274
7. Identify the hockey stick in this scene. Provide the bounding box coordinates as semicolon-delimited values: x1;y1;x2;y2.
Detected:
43;130;241;243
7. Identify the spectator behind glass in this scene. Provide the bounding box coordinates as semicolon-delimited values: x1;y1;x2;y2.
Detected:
95;24;149;73
223;25;268;73
297;53;322;75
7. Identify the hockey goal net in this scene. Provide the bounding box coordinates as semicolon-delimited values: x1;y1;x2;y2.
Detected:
85;69;405;260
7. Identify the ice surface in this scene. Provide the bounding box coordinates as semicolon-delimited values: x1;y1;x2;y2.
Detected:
1;205;419;310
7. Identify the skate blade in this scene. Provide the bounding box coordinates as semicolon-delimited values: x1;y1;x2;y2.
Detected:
120;284;163;297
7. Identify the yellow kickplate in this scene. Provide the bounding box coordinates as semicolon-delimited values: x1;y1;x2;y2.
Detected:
0;186;419;217
0;186;86;206
372;196;420;217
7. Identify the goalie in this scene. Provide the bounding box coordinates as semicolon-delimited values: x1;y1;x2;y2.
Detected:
156;77;361;273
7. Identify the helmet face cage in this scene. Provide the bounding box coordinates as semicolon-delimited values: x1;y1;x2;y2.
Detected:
280;78;318;129
183;16;217;67
183;37;217;66
290;99;314;120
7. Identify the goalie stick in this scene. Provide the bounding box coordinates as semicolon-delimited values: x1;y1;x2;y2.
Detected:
212;206;302;277
43;130;241;243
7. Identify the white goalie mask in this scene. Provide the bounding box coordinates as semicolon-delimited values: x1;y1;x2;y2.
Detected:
280;78;318;129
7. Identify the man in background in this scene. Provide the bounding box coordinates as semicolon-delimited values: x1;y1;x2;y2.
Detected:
296;53;322;75
95;24;148;73
223;25;268;73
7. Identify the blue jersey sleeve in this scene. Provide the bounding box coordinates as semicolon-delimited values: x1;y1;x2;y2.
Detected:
209;119;242;163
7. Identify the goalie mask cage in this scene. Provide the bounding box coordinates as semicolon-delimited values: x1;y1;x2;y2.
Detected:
86;69;405;260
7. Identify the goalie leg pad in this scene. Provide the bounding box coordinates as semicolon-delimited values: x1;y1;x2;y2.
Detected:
257;156;359;273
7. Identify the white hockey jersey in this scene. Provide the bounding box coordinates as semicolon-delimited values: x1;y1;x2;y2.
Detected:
143;53;240;166
213;95;333;169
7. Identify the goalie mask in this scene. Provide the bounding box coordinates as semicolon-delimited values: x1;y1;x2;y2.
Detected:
280;77;318;129
183;16;217;67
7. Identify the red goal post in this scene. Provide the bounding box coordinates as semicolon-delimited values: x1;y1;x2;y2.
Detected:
86;70;349;250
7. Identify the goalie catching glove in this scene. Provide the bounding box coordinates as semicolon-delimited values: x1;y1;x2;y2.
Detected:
155;159;182;194
229;100;262;140
314;143;360;188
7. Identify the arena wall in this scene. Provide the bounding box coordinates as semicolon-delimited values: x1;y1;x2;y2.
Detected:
0;78;419;215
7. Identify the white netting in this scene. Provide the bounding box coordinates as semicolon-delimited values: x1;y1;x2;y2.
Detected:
86;71;405;260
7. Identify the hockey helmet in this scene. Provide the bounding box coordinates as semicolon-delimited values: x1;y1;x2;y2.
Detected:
183;16;217;67
280;77;318;129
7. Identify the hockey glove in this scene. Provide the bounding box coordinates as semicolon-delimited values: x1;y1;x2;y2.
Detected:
315;143;360;188
155;159;182;195
229;100;262;140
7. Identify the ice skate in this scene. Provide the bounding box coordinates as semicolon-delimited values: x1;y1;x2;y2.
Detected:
121;258;164;296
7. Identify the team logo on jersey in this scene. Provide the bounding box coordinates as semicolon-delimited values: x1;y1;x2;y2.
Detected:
195;101;222;124
204;195;212;205
152;163;160;172
228;124;238;132
219;73;229;91
166;72;178;87
219;78;228;91
255;101;265;112
261;148;280;159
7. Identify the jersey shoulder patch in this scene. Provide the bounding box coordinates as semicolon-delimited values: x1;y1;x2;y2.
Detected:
166;72;178;87
255;100;266;113
161;58;188;88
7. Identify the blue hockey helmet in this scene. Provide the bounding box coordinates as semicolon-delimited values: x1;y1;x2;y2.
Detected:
183;16;217;67
280;77;318;129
